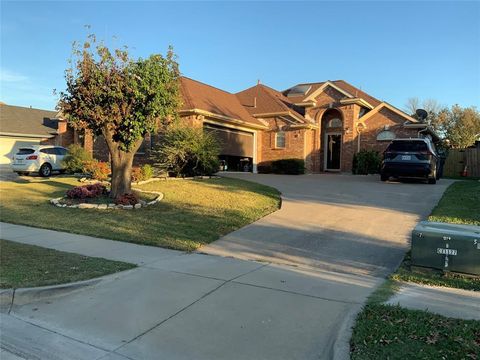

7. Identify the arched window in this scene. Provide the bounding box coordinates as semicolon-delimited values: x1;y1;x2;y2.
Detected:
275;131;286;148
377;130;396;141
326;118;342;128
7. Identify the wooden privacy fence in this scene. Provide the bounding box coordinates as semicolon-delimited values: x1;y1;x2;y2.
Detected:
443;148;480;177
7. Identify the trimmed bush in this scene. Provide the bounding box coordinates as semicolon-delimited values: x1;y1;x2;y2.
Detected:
352;150;382;175
66;183;107;199
83;160;111;181
131;164;154;182
131;167;143;182
141;164;154;180
257;163;273;174
152;123;220;177
62;144;93;174
271;159;305;175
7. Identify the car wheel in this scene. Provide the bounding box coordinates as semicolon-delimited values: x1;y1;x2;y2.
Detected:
380;173;389;182
39;163;52;177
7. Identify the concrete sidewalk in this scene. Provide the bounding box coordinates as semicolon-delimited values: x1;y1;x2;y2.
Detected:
0;222;380;360
387;282;480;320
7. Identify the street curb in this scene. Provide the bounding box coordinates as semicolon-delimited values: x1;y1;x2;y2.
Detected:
12;277;103;306
332;303;363;360
0;275;116;313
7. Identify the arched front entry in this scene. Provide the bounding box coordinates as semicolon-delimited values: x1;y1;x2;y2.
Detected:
321;109;343;171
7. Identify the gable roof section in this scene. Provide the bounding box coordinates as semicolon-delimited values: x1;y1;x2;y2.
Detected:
179;77;266;129
358;102;418;124
236;84;312;124
0;104;59;137
284;80;382;108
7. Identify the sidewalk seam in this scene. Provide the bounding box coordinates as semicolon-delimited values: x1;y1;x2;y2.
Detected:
112;263;270;354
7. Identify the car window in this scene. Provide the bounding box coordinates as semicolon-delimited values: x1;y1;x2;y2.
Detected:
387;141;428;152
17;148;35;155
40;148;56;155
55;147;68;156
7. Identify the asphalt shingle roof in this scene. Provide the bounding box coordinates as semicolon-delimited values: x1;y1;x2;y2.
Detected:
0;104;58;137
179;77;265;127
236;84;309;123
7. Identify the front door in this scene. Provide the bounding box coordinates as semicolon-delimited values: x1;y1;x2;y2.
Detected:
325;133;341;170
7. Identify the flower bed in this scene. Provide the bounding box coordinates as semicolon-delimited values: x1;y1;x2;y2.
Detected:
50;183;163;210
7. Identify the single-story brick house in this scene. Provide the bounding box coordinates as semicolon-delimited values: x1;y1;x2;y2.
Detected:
0;103;73;166
90;76;438;173
151;77;437;173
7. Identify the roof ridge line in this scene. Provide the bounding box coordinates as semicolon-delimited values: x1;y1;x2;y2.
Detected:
180;76;234;95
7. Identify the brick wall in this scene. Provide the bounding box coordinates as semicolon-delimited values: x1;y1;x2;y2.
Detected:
360;108;419;153
258;117;306;166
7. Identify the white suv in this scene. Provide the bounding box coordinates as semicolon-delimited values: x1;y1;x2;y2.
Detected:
11;145;68;177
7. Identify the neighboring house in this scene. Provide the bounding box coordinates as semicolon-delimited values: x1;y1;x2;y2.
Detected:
86;76;440;173
0;104;73;166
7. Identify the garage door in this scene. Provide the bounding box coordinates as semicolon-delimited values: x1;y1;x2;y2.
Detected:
0;136;42;165
204;124;253;157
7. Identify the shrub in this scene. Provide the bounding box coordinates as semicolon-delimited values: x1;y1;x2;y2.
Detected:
83;160;111;181
352;150;382;174
141;164;154;180
131;167;143;182
131;164;154;182
62;144;93;174
115;193;138;206
271;159;305;175
66;183;107;199
152;123;220;177
257;163;272;174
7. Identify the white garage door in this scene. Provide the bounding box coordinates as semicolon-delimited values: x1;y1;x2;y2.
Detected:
0;136;42;165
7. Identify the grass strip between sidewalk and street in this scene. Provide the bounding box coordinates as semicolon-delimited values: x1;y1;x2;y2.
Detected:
350;302;480;360
0;239;135;289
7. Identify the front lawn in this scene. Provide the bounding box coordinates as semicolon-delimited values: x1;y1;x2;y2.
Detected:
428;180;480;226
351;303;480;360
0;239;135;288
0;176;280;251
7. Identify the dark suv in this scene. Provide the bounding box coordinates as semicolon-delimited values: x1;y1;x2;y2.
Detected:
381;138;440;184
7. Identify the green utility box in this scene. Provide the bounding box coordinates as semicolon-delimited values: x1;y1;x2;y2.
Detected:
411;221;480;276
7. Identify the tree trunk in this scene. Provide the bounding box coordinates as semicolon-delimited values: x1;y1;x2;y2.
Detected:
102;127;143;199
110;149;135;199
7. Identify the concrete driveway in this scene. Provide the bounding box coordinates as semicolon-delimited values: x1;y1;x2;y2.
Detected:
1;174;452;360
203;173;453;277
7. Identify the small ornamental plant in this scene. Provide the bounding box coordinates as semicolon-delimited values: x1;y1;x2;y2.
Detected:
66;183;107;199
83;160;111;181
115;193;139;206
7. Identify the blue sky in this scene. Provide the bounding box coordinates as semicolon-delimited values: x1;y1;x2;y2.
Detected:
1;1;479;111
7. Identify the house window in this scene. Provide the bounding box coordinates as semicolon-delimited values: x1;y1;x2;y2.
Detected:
326;118;342;128
377;130;396;141
275;131;286;148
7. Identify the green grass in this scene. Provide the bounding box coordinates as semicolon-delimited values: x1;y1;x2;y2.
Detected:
0;239;135;288
351;303;480;360
0;176;280;251
391;251;480;291
428;180;480;226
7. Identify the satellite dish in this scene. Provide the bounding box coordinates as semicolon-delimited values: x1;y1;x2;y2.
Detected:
415;109;428;122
